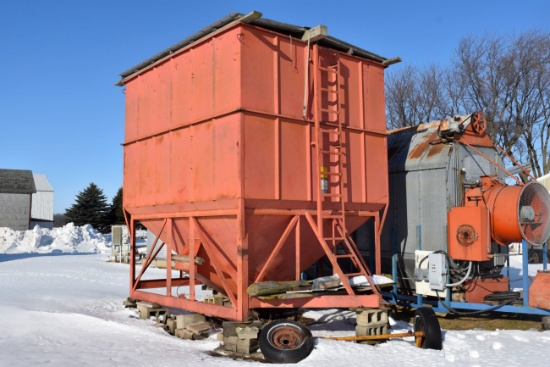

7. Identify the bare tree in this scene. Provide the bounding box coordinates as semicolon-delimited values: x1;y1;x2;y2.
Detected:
385;30;550;178
513;31;550;177
417;64;451;120
453;31;550;175
386;65;420;129
452;34;509;144
385;64;449;129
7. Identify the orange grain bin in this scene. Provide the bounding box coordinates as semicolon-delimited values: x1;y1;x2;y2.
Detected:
118;12;392;321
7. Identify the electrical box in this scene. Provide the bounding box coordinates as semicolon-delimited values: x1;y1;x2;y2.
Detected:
414;250;447;297
428;252;447;291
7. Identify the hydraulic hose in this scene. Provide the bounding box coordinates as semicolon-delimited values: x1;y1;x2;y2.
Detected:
446;261;473;287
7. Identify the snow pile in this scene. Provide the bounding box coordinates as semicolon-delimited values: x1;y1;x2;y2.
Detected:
0;223;111;254
0;231;549;366
0;253;548;367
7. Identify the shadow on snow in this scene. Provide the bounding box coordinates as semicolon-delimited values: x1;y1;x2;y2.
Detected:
0;251;98;263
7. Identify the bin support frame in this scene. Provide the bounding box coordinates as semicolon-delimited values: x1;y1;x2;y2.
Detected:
126;208;383;321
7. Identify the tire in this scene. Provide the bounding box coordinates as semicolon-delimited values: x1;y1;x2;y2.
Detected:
413;307;443;350
259;320;313;363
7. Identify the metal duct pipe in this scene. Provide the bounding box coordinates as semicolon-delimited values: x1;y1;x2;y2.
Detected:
485;181;550;246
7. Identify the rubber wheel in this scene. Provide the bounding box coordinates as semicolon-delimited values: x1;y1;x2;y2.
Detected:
259;320;313;363
413;308;443;350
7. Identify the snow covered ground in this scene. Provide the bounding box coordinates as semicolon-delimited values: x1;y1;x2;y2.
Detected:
0;225;549;366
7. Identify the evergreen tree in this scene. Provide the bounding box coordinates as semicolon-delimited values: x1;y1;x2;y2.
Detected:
53;213;68;228
110;187;125;224
65;183;112;233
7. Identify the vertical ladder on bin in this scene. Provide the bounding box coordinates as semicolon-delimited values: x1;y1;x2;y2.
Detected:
312;45;374;295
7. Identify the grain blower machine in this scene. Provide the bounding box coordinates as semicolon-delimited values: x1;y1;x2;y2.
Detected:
380;111;550;315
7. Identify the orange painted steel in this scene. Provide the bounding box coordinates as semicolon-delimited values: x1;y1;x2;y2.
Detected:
449;179;527;260
120;20;388;321
445;121;550;262
529;271;550;309
464;277;509;303
484;183;524;245
448;169;550;262
448;205;492;261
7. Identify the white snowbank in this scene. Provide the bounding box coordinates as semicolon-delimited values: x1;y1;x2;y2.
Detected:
0;223;111;254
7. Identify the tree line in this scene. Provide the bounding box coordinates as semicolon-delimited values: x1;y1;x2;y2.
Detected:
385;30;550;178
56;183;124;233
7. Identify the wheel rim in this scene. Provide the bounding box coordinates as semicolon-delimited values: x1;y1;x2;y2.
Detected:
267;323;305;350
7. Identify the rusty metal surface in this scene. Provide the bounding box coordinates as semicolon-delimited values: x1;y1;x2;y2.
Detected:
387;123;450;173
269;325;304;349
464;277;509;303
529;271;550;310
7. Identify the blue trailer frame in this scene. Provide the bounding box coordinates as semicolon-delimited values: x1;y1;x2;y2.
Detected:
383;240;550;316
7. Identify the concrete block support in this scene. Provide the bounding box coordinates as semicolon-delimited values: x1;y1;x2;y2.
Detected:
175;329;195;340
186;321;211;335
176;313;206;329
355;308;389;341
222;322;260;354
166;319;177;334
171;313;211;340
136;302;168;321
356;308;389;326
222;321;262;336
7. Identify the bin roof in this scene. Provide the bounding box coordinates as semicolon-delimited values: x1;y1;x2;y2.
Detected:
117;11;388;85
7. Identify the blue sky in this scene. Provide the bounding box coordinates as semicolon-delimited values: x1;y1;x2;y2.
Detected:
1;0;548;214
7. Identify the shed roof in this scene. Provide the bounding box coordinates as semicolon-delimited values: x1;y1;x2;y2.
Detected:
0;169;37;194
33;173;54;192
117;11;389;85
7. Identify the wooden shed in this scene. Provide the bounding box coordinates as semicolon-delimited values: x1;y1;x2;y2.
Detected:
0;169;36;230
